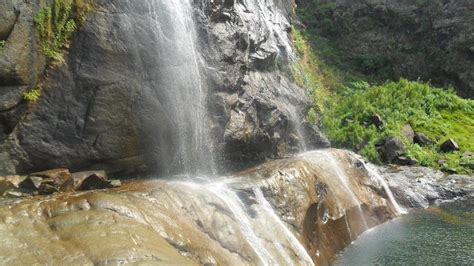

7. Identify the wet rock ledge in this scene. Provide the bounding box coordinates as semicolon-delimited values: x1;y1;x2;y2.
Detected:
0;169;121;198
0;149;471;265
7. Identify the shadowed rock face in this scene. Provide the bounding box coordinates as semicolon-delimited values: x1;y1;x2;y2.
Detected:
298;0;474;98
0;149;398;265
0;0;328;175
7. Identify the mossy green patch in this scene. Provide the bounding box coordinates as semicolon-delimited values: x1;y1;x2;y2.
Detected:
34;0;94;62
321;79;474;173
23;87;42;102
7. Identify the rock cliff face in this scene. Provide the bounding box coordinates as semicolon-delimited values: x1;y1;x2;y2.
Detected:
298;0;474;98
0;0;328;175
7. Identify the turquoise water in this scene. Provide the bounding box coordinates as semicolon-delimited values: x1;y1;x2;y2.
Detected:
333;199;474;265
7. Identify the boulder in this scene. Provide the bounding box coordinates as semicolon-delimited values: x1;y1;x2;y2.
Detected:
302;123;331;148
395;156;418;166
401;124;415;142
369;113;384;128
30;168;72;186
462;151;473;157
18;176;43;190
440;138;460;152
414;132;434;146
72;171;120;191
376;136;406;163
0;179;15;195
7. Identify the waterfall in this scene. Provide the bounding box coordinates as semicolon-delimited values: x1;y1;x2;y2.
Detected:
176;180;315;265
146;0;215;175
310;151;370;231
362;162;407;215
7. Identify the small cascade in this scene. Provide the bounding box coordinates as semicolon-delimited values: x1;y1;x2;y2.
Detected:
176;179;314;265
209;184;277;265
253;188;315;266
287;105;308;152
363;162;407;215
313;151;370;231
145;0;216;175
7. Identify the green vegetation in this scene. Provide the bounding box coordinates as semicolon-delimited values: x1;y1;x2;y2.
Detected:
23;87;42;102
0;40;5;50
34;0;94;61
322;80;474;173
291;15;474;173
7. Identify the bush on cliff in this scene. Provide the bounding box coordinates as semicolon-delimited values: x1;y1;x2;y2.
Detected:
34;0;94;61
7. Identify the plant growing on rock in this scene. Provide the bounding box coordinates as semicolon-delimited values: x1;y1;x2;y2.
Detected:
34;0;94;62
23;87;42;102
0;40;5;50
322;79;474;173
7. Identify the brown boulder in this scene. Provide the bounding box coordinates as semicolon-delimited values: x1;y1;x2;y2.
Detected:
72;171;120;191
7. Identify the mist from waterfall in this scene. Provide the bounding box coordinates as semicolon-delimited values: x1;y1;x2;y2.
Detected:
146;0;215;176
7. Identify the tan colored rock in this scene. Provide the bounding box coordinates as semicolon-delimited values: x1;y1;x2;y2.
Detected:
0;150;399;265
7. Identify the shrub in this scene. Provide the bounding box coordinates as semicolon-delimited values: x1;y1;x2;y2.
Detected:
23;87;42;102
322;79;474;173
0;40;5;50
34;0;94;61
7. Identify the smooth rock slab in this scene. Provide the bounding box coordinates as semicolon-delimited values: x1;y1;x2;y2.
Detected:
0;149;400;265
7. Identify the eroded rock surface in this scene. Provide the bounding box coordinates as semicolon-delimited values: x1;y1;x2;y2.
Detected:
0;149;401;265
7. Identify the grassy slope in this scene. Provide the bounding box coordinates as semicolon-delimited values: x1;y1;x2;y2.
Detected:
290;16;474;174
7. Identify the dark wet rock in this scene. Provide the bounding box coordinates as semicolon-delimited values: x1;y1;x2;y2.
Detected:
298;0;474;98
0;0;324;176
376;136;406;163
401;124;415;142
414;132;434;146
18;175;43;191
71;170;121;191
76;174;112;191
440;138;460;152
72;170;107;186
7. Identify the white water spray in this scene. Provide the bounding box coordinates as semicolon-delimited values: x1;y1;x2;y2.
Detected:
146;0;215;175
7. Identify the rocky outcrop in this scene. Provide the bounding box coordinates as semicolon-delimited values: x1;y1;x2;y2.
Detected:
380;165;473;209
0;0;327;175
298;0;474;98
0;149;400;265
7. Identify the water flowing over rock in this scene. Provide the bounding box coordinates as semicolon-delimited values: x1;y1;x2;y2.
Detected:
0;0;325;176
0;149;405;265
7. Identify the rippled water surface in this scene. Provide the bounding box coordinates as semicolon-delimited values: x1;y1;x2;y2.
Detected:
333;199;474;265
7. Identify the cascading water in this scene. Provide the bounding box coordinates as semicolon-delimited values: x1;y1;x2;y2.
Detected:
362;161;407;215
176;180;315;265
146;0;215;175
310;150;370;231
